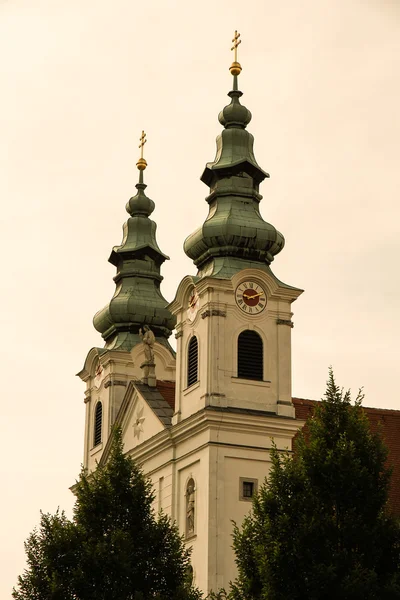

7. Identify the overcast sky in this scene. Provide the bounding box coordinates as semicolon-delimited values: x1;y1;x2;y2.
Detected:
1;0;399;596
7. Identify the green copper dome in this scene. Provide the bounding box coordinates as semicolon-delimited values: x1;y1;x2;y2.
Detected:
184;75;285;278
93;169;176;351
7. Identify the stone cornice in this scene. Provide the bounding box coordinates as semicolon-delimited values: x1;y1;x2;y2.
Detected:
98;379;305;468
196;276;234;295
104;379;128;388
201;309;227;319
276;318;294;328
125;406;304;466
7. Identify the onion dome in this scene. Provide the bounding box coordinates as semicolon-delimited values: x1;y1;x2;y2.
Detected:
184;34;285;278
93;133;176;351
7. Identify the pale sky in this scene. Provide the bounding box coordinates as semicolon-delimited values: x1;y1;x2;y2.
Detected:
1;0;399;596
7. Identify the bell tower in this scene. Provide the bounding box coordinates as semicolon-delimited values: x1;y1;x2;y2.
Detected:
78;133;176;473
170;33;302;423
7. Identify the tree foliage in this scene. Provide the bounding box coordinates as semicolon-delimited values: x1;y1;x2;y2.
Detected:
231;370;400;600
13;429;201;600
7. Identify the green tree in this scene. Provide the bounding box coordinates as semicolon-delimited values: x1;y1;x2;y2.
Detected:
13;428;201;600
231;370;400;600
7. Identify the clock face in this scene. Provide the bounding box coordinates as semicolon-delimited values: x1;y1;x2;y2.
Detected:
187;288;200;322
235;281;267;315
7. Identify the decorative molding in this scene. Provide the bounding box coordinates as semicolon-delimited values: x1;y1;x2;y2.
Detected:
201;309;227;319
133;405;145;439
104;380;128;388
175;331;183;339
276;318;294;328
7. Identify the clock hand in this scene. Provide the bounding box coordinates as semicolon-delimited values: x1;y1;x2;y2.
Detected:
243;291;263;299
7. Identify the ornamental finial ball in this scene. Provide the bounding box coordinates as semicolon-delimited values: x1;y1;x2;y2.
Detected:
136;157;147;171
229;61;242;76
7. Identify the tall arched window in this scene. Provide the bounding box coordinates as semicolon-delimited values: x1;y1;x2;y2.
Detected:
93;401;103;447
237;330;263;381
187;336;199;387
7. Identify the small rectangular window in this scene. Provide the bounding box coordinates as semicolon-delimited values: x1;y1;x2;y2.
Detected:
243;481;254;498
239;477;258;502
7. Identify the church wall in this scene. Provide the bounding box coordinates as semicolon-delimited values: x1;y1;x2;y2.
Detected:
129;425;212;591
221;452;272;589
149;466;174;517
206;417;296;592
173;270;298;423
85;389;109;473
177;446;210;591
217;291;295;413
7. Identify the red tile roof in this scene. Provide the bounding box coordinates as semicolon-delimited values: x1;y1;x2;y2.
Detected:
293;398;400;516
156;380;176;410
154;383;400;516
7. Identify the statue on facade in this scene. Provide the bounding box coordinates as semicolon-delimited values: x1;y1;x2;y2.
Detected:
186;479;195;537
139;325;156;387
139;325;155;363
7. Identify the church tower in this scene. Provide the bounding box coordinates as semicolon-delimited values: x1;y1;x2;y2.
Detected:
171;35;302;423
77;133;176;473
78;34;303;596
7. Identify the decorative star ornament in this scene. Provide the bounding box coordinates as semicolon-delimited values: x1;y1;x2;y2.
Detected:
133;405;145;438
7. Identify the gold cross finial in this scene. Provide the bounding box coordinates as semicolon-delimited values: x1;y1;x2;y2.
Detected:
230;30;242;76
231;30;241;62
137;130;147;170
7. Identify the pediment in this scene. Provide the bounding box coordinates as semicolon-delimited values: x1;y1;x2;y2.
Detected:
99;381;173;466
168;275;200;313
120;387;165;454
76;347;107;381
231;267;303;302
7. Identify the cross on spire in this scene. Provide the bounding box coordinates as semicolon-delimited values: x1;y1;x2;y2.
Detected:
136;130;147;171
139;130;147;159
229;30;242;77
231;30;241;63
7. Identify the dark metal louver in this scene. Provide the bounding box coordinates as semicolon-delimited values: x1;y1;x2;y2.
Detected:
237;330;263;381
94;401;102;447
187;336;199;387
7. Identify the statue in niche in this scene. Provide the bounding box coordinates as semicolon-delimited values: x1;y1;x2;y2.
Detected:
139;325;155;363
186;479;195;537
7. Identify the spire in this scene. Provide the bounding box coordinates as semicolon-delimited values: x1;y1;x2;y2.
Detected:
184;32;285;278
93;132;176;351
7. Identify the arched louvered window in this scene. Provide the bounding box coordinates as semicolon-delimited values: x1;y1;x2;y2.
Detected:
93;401;103;447
187;336;199;387
237;330;263;381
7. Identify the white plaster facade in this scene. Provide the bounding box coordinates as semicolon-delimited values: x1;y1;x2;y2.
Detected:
171;268;302;421
77;342;175;473
78;267;303;594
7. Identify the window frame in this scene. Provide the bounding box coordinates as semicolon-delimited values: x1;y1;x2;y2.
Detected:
239;477;258;502
237;329;264;381
187;335;199;388
93;400;103;448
